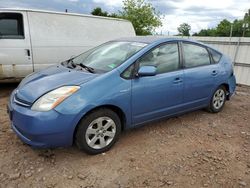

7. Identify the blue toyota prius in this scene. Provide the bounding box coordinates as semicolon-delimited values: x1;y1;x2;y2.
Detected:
8;37;236;154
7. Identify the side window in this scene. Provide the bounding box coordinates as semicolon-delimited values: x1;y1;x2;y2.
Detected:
121;64;135;79
208;48;222;63
183;43;210;68
0;13;24;39
138;43;179;74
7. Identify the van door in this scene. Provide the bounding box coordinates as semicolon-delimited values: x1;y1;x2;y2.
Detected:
0;11;33;80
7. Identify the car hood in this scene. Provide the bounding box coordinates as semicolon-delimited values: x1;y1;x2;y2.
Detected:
16;65;98;103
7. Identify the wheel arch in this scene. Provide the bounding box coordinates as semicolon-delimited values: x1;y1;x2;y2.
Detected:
220;83;230;100
73;104;127;142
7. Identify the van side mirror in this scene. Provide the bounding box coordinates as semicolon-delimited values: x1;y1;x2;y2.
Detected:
137;66;157;77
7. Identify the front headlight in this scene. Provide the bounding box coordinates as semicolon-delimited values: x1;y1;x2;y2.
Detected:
31;86;80;112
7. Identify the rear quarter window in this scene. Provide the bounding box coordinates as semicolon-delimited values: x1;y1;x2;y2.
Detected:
208;48;222;63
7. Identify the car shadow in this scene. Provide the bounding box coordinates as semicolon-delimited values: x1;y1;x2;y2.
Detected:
0;83;19;98
28;109;207;161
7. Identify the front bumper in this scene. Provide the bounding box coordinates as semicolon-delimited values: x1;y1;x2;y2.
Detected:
7;91;77;148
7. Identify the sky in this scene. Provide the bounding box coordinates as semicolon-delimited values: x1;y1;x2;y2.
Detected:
0;0;249;35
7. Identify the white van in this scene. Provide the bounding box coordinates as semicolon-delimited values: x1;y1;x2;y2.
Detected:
0;8;136;82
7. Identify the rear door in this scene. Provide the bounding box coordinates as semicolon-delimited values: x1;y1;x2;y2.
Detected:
182;42;218;108
0;11;33;80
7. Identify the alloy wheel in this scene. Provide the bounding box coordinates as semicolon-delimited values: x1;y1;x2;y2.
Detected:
85;117;116;149
212;88;225;110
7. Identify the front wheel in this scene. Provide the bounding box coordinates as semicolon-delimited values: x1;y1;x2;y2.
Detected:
207;86;226;113
75;108;121;155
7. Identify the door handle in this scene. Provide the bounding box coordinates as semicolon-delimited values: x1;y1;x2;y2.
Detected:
173;77;182;84
26;49;31;57
211;70;218;76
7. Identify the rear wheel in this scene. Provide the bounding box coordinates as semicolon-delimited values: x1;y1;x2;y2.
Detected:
75;108;121;155
207;86;226;113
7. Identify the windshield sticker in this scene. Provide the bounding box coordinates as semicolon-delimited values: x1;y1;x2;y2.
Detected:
108;63;116;69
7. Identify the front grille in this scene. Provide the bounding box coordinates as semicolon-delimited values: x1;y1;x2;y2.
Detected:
14;94;32;107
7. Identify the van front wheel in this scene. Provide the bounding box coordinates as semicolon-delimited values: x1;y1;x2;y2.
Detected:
75;108;121;155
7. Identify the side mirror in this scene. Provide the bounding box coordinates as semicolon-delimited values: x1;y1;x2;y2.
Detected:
137;66;157;77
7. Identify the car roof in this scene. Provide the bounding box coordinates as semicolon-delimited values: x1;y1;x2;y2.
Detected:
114;36;208;46
113;36;222;55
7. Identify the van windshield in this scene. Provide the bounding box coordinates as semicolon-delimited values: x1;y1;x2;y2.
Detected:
70;41;147;73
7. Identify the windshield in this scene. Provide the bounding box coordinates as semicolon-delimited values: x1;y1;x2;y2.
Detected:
71;41;147;73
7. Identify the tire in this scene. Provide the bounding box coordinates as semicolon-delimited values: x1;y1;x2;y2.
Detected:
207;86;226;113
75;108;121;155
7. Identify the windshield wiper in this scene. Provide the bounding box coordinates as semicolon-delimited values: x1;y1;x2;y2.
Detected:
63;58;76;68
79;63;95;73
63;58;95;73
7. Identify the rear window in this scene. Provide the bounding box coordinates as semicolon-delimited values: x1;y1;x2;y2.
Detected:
0;13;24;39
208;48;222;63
183;43;211;68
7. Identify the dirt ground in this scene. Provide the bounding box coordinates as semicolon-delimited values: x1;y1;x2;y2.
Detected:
0;83;249;188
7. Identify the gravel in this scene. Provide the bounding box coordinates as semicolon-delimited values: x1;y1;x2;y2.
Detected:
0;84;250;187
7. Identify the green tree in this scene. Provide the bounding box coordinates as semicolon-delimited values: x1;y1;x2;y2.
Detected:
177;23;191;36
243;9;250;37
120;0;162;35
200;28;216;36
194;9;250;37
232;19;244;37
90;0;162;35
216;19;231;36
244;9;250;23
109;13;120;18
91;7;120;18
194;20;232;37
91;7;109;17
